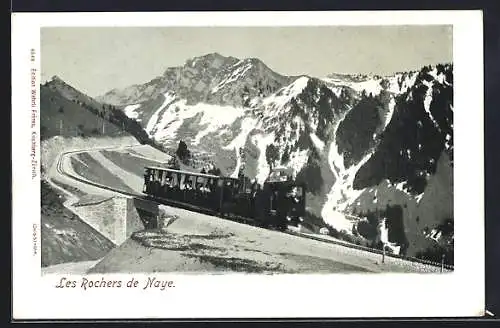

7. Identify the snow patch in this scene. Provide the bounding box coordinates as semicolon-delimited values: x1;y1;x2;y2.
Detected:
328;86;342;97
123;104;142;121
309;133;325;152
323;76;382;96
223;117;258;151
321;106;376;232
145;92;177;136
224;117;259;178
262;76;309;112
146;95;247;144
191;104;246;144
382;97;396;129
288;149;310;178
394;181;408;193
422;80;440;131
211;61;253;94
252;133;275;185
445;133;452;150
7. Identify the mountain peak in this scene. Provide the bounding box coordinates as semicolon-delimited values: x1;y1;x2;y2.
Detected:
50;75;64;82
185;52;239;69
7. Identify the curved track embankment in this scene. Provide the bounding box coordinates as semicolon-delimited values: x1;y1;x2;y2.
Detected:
48;144;452;273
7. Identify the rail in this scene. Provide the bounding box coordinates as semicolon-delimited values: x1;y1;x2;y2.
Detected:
53;147;454;271
285;231;453;271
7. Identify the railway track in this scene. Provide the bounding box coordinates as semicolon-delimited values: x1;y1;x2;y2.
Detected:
52;146;453;272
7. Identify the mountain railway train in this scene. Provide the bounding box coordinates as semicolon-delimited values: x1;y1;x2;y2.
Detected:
142;166;306;230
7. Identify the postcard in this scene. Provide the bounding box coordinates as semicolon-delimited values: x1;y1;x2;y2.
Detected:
11;10;484;319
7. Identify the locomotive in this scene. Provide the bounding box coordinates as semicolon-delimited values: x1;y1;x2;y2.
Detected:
142;165;305;231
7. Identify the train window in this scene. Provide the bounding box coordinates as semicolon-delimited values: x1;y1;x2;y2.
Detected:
179;174;186;190
172;173;180;187
182;175;193;189
207;178;215;191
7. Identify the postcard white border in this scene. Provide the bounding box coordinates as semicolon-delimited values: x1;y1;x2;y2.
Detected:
12;11;484;319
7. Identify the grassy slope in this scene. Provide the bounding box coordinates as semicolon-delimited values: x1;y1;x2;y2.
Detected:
40;86;127;140
100;150;165;176
70;153;136;193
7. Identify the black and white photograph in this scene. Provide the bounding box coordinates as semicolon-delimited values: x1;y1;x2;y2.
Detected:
11;11;484;319
39;25;454;274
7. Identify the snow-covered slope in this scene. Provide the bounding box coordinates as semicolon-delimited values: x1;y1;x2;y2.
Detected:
98;55;454;259
322;71;419;97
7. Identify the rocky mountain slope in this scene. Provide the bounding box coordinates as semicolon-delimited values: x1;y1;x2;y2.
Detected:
96;54;453;260
97;53;293;108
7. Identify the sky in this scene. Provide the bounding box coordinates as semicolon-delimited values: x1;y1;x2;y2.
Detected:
41;26;452;97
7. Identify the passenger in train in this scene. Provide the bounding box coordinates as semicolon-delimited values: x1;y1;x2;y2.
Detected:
163;176;173;198
209;179;217;193
195;182;205;206
153;171;162;194
146;170;155;193
143;169;151;193
254;183;268;226
171;176;181;201
193;181;203;205
249;182;260;218
200;183;211;193
181;177;193;202
207;179;219;210
285;185;303;225
287;186;301;204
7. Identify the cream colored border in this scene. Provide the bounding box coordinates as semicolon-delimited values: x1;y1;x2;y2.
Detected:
12;11;484;319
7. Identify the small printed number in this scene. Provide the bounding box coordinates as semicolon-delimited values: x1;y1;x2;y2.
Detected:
32;224;38;255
